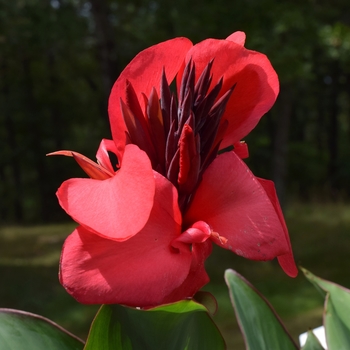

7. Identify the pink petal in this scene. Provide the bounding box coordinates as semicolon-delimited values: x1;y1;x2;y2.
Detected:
182;37;279;147
59;173;191;307
108;37;192;160
57;144;155;241
184;151;292;262
226;31;246;46
257;178;298;277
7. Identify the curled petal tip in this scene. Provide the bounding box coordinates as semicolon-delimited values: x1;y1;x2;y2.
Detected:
47;150;114;179
226;31;246;46
278;253;298;278
46;150;73;157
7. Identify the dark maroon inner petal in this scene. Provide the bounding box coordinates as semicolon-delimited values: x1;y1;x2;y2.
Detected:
120;60;236;213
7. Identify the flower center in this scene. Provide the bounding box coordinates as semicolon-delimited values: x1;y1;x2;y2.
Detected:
120;60;235;212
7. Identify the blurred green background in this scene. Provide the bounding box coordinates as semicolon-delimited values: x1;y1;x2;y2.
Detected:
1;0;350;222
1;0;350;348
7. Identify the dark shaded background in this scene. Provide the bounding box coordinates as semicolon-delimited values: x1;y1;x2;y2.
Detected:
1;0;350;223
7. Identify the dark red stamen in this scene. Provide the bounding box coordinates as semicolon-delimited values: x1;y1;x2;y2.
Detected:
120;60;236;213
146;88;166;173
120;99;157;165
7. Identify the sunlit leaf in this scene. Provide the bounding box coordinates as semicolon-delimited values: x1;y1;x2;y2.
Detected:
84;300;225;350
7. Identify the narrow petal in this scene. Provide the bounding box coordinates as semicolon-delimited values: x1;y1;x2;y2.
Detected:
182;37;279;147
57;144;155;241
96;138;119;173
47;150;113;180
108;37;192;159
178;123;200;193
257;178;298;277
59;173;191;307
184;151;292;262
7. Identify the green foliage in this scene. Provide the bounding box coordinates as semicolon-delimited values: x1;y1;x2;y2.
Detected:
225;267;350;350
0;0;107;222
225;269;298;350
301;331;325;350
84;302;225;350
0;309;84;350
303;268;350;350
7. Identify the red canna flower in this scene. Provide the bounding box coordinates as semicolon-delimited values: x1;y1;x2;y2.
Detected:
52;32;297;307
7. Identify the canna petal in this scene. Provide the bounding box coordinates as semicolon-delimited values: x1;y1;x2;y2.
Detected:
226;31;246;46
57;144;155;241
59;172;191;307
184;151;293;264
161;240;212;304
233;141;249;159
257;178;298;277
182;36;279;147
108;37;193;160
47;150;113;180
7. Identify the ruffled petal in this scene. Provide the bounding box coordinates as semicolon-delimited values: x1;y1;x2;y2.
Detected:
59;173;191;307
184;151;292;262
161;240;212;304
108;37;193;159
57;144;155;241
257;178;298;277
182;36;279;147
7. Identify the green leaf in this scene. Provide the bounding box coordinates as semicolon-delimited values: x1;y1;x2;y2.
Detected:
84;300;225;350
302;267;350;349
301;269;328;298
301;330;325;350
324;295;350;350
302;268;350;329
224;269;298;350
0;308;84;350
193;291;218;315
